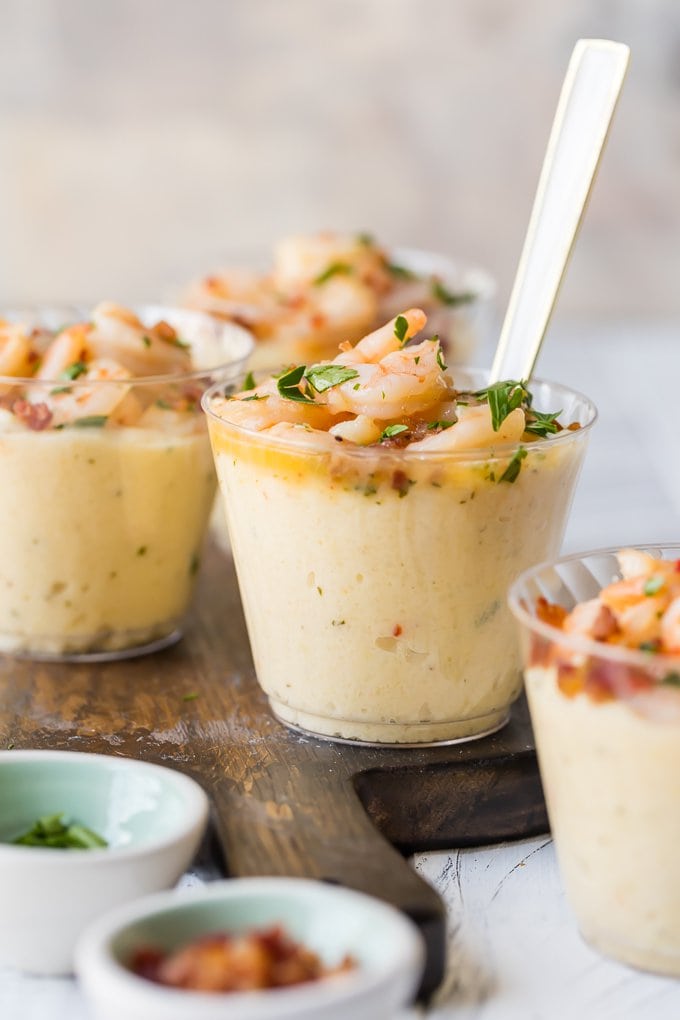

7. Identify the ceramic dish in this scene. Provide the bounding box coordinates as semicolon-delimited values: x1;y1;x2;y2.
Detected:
0;749;209;974
76;877;425;1020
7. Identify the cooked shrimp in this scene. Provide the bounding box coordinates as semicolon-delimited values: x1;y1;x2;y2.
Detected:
89;302;192;377
214;381;338;433
273;231;391;293
562;599;619;640
408;404;525;453
0;324;37;378
327;336;448;421
42;359;132;425
36;324;92;380
336;308;427;365
329;414;382;445
661;598;680;653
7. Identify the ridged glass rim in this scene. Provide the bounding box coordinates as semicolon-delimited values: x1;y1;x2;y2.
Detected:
202;367;598;462
0;304;254;387
508;542;680;670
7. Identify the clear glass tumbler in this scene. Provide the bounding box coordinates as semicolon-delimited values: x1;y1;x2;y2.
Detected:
0;306;252;659
510;545;680;974
205;370;596;746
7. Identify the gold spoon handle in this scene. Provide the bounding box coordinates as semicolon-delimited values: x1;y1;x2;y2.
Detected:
489;39;630;384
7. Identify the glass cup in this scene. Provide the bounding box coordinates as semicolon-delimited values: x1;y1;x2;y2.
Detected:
0;306;252;660
509;545;680;974
184;247;496;373
205;369;596;746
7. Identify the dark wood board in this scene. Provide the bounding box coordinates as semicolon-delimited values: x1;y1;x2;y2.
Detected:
0;541;548;1001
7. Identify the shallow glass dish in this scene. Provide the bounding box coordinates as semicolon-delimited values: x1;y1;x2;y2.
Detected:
0;305;252;660
509;544;680;975
205;369;596;746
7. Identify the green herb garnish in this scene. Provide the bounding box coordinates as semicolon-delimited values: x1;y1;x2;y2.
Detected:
387;263;416;280
13;812;107;850
474;380;530;432
313;262;352;285
661;672;680;687
356;232;374;247
498;446;527;484
141;335;152;348
62;361;87;380
50;386;72;396
436;341;447;371
305;364;359;393
155;399;173;410
394;315;409;345
242;371;256;392
72;415;108;428
427;420;454;430
524;409;562;437
381;424;409;440
431;279;475;306
644;576;665;596
276;365;315;404
182;692;200;702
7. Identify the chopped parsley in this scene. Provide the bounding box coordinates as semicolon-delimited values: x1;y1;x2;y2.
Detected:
356;232;374;246
431;279;475;306
242;371;256;392
137;546;148;557
643;576;665;596
62;361;87;380
305;364;359;393
50;385;72;396
474;379;531;432
141;335;152;348
394;315;409;345
182;692;200;702
387;262;416;280
436;341;447;370
427;420;454;430
381;423;409;440
12;813;107;850
498;446;527;484
313;262;352;285
661;672;680;687
525;409;562;437
72;415;108;428
276;365;315;404
243;393;269;401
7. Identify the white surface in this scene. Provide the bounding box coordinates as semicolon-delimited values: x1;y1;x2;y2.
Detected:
2;320;679;1017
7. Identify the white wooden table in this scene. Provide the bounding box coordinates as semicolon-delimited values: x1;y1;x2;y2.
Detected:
3;319;679;1019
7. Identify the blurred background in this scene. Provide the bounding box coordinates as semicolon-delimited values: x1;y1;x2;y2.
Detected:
0;0;678;318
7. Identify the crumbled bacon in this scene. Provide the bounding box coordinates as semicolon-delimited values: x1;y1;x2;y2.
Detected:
12;399;53;431
129;926;354;993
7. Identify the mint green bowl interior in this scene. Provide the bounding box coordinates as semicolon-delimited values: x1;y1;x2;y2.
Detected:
0;755;191;849
110;885;401;972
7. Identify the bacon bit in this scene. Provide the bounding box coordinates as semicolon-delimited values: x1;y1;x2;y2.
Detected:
535;596;568;629
566;422;581;431
392;623;402;637
130;926;355;993
12;400;53;431
675;560;680;573
154;320;179;343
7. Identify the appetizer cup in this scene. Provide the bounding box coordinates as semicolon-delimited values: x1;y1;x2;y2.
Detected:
0;749;209;975
76;877;425;1020
509;545;680;974
184;234;495;371
0;305;252;659
204;369;596;745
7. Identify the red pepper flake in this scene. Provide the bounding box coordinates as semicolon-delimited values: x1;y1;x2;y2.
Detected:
392;623;402;637
12;400;53;431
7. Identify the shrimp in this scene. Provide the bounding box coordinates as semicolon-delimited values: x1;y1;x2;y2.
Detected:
273;231;391;293
36;324;92;380
42;359;133;426
0;324;37;378
329;414;382;445
408;404;525;453
335;308;426;365
661;598;680;653
89;302;192;377
214;380;338;433
260;420;339;452
562;599;619;640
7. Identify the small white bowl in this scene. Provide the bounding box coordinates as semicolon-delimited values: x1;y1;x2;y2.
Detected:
76;877;425;1020
0;750;209;975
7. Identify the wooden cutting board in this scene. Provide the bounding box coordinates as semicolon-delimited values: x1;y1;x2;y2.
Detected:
0;542;548;1000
